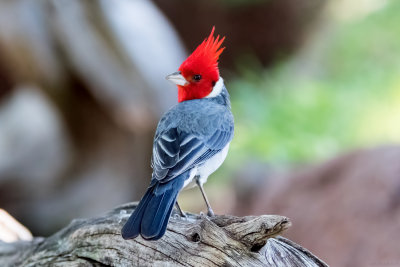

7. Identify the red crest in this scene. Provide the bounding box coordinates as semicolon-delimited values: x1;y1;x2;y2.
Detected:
178;27;225;102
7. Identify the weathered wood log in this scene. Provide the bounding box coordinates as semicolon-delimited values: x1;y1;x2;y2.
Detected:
0;203;328;266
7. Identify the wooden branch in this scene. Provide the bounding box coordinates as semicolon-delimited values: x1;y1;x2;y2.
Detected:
0;203;328;266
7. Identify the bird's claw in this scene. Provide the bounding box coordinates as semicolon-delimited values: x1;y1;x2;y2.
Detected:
207;209;215;217
199;210;215;217
173;213;187;220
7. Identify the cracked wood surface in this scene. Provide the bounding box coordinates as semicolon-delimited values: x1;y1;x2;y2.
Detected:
0;203;328;266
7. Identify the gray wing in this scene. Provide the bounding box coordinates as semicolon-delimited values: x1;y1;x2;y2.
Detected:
151;124;233;184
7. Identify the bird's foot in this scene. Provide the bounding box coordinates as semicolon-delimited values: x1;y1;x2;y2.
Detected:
173;212;187;219
199;209;215;217
207;208;215;217
180;211;188;218
176;210;187;218
175;202;187;218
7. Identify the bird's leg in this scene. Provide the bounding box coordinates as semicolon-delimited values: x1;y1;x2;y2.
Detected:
195;177;215;217
175;201;187;218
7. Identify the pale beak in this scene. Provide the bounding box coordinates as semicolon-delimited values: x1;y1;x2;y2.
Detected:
166;71;189;86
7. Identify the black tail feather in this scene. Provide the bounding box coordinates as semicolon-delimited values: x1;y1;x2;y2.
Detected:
121;187;153;239
150;202;176;240
121;174;186;240
141;189;178;240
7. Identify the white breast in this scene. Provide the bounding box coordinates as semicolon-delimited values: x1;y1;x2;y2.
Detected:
183;143;230;189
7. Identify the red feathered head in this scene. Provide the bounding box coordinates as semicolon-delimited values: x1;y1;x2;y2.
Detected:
176;27;225;102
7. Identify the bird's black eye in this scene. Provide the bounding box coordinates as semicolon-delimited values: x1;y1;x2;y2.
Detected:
193;74;202;82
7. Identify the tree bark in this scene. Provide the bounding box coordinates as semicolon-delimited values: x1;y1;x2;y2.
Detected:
0;203;328;266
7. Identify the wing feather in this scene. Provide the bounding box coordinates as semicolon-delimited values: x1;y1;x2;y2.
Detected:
151;125;233;184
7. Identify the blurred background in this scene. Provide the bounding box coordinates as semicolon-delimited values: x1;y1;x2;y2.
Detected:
0;0;399;266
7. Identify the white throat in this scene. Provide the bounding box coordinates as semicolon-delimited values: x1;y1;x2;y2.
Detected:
206;77;224;98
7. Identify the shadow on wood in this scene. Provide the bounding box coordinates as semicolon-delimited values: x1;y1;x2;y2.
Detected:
0;203;328;266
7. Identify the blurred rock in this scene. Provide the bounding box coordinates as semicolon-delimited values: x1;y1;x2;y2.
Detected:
0;86;72;234
232;160;272;216
0;86;70;186
235;146;400;267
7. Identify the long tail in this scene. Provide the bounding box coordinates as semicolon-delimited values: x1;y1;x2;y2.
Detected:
121;174;186;240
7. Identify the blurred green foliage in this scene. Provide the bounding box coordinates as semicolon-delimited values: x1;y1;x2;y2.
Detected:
228;0;400;164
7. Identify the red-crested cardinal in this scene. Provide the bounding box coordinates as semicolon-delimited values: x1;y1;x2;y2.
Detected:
122;27;234;240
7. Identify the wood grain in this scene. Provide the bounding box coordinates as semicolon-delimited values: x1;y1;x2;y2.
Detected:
0;203;328;266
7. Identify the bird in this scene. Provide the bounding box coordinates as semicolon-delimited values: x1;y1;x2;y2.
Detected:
121;27;234;241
